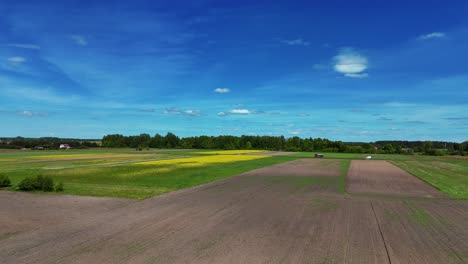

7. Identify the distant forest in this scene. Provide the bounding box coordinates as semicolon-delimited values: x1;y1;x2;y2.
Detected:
1;134;467;156
100;133;467;155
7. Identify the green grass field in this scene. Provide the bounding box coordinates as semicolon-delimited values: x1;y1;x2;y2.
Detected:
0;149;466;199
0;149;299;199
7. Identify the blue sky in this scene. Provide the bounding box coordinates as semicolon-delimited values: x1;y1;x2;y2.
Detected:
0;0;467;142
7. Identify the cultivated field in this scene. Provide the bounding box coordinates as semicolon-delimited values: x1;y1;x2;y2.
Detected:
347;160;446;198
0;149;467;263
0;149;298;198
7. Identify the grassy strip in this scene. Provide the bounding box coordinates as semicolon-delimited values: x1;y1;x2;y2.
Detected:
338;159;351;194
392;160;468;199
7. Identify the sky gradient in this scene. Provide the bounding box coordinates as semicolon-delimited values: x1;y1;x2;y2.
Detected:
1;1;467;142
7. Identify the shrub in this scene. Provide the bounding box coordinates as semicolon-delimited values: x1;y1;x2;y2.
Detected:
55;182;64;192
17;177;36;191
17;175;55;192
0;174;11;187
41;176;54;192
32;175;43;190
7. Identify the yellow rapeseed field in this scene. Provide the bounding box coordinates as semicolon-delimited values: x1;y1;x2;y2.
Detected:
194;150;265;155
136;154;267;169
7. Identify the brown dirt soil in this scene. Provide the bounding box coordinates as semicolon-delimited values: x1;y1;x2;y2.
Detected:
371;199;468;263
0;192;132;240
241;158;342;177
1;159;467;264
347;160;446;198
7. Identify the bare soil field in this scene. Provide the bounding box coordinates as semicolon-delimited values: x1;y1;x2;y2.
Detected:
0;192;132;240
347;160;446;198
1;159;467;264
241;158;342;177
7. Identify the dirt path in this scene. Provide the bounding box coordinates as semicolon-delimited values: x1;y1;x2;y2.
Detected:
347;160;446;198
0;159;467;263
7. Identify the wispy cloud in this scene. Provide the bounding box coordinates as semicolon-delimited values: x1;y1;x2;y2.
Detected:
297;113;310;117
280;38;310;46
214;88;230;93
345;73;368;78
218;109;255;116
16;110;48;117
163;107;201;116
7;57;26;63
333;48;368;78
70;35;88;46
418;32;446;40
7;43;41;50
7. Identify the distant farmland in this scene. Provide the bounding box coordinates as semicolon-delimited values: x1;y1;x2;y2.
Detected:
1;149;467;263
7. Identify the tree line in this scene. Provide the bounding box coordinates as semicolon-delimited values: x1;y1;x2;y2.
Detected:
0;137;99;149
1;134;466;155
101;133;468;155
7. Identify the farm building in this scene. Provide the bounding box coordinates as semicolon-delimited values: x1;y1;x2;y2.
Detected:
59;144;70;149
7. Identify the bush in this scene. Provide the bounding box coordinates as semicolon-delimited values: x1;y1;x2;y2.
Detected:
17;175;55;192
17;177;36;191
55;182;64;192
41;176;54;192
0;174;11;187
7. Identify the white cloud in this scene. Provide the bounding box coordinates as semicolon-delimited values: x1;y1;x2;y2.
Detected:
7;44;41;50
70;35;88;46
230;109;252;114
333;48;368;78
344;73;368;78
218;109;258;117
7;57;26;63
288;131;301;135
17;110;33;117
183;110;200;116
214;88;230;93
418;32;446;40
163;107;200;116
281;38;310;46
16;110;48;117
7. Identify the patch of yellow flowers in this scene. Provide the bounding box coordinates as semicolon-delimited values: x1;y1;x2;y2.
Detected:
194;150;265;155
136;154;267;168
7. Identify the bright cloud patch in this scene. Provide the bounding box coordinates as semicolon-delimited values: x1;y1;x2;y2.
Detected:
345;73;368;78
7;57;26;63
7;44;41;50
214;88;230;93
281;38;310;46
218;109;256;116
419;32;446;40
163;107;200;116
70;35;88;46
333;48;368;78
16;111;48;117
230;109;251;114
